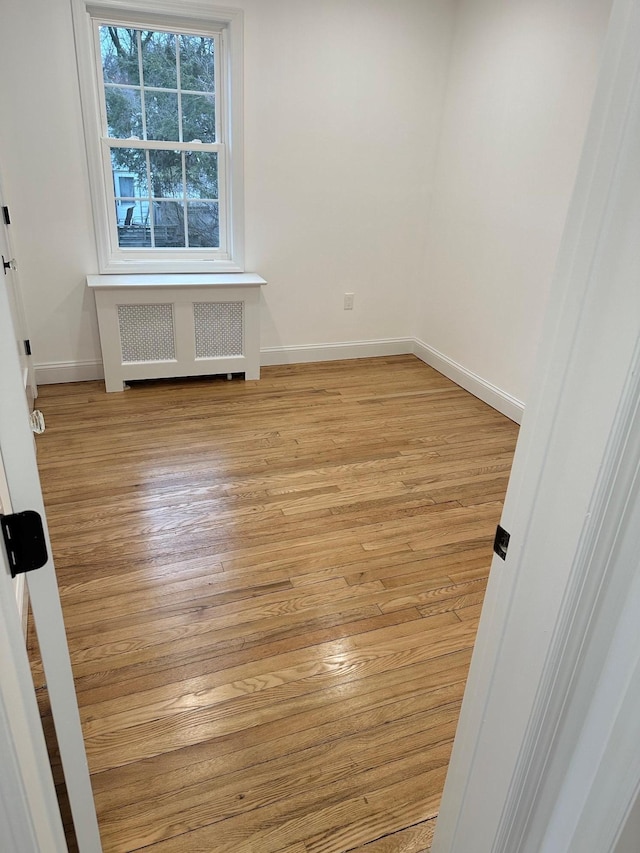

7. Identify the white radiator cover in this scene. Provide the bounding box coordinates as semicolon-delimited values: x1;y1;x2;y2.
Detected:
88;274;266;392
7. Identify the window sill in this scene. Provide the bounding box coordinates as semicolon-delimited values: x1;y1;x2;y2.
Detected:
87;273;266;289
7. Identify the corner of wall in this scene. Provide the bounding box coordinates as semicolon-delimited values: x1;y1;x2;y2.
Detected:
413;337;524;423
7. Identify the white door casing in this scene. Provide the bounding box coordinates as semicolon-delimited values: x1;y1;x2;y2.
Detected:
0;177;36;406
433;0;640;850
0;163;66;849
0;449;67;851
0;181;30;625
0;265;102;847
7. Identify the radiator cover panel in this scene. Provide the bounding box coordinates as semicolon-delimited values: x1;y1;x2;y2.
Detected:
194;301;244;359
118;303;176;363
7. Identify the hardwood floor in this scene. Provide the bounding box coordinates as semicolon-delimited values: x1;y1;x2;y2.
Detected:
32;355;518;853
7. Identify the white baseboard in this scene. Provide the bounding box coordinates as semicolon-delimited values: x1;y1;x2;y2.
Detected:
35;344;411;384
34;342;524;423
413;338;524;424
35;360;104;385
260;338;414;366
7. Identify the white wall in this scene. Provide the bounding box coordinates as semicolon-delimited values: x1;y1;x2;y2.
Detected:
416;0;612;406
239;0;454;353
0;0;455;380
0;0;612;402
0;0;100;380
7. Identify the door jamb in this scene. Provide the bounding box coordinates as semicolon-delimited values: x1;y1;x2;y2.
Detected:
432;0;640;850
0;275;102;850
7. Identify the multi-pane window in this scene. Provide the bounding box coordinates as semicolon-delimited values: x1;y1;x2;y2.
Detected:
97;25;223;252
73;0;243;273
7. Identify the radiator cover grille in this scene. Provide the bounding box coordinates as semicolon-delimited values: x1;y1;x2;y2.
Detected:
194;301;244;359
118;304;176;363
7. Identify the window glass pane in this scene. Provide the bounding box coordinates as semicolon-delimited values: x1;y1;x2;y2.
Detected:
185;152;218;199
187;201;219;247
105;87;142;138
145;91;179;141
181;94;215;143
100;26;139;86
111;149;148;196
148;150;182;198
94;22;231;261
154;202;185;247
117;201;151;247
117;176;134;197
141;31;177;89
179;35;215;92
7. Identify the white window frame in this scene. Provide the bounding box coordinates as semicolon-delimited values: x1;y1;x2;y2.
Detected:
72;0;244;273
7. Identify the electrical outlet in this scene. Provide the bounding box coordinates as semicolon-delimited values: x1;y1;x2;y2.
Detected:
344;292;354;310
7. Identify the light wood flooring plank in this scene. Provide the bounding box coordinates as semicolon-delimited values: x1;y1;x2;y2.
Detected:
345;819;436;853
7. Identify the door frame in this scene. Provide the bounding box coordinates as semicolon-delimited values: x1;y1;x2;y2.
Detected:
0;174;36;404
433;0;640;850
0;508;67;852
0;269;102;849
0;177;33;629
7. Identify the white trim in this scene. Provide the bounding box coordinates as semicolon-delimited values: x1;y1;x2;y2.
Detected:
35;360;104;385
87;272;265;288
37;346;412;385
0;176;36;401
34;338;526;428
432;0;640;850
260;338;414;366
497;341;640;853
0;569;66;852
413;338;524;424
1;278;96;849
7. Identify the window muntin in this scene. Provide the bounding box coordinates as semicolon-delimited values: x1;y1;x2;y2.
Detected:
95;23;224;254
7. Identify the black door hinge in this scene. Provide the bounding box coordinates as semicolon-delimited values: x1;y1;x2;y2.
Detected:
2;206;10;225
1;511;48;577
24;339;31;356
493;524;510;561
